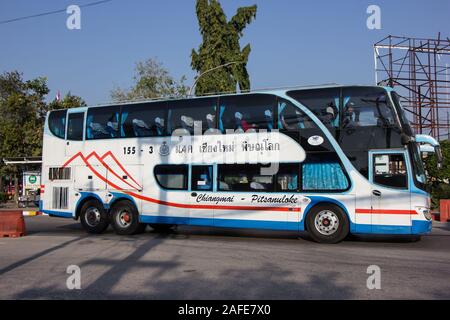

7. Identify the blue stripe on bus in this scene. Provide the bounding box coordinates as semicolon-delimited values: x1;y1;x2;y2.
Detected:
140;215;300;231
140;215;431;235
42;210;73;218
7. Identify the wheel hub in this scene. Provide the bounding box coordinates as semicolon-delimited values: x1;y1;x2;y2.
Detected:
314;210;339;236
117;210;132;228
85;207;101;227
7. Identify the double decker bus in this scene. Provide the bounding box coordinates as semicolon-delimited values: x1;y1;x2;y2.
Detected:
40;85;442;243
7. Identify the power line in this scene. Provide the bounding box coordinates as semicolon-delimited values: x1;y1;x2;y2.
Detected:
0;0;114;25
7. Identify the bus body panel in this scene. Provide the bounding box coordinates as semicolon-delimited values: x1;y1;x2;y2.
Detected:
40;87;433;236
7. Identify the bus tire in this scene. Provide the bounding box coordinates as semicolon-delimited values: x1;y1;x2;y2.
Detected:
79;199;110;234
306;204;349;244
110;200;146;235
149;223;175;232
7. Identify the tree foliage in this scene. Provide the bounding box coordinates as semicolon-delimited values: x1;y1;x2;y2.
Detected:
111;57;189;102
191;0;257;96
424;140;450;207
0;71;84;177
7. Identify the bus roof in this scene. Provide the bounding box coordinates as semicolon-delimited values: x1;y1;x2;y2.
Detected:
54;84;389;113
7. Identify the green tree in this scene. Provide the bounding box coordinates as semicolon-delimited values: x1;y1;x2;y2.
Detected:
424;140;450;208
47;92;87;112
0;71;85;200
111;57;189;102
191;0;257;96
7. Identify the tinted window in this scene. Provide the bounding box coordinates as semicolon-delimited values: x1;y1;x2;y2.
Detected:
86;106;120;140
154;165;188;190
219;94;276;133
67;113;84;141
287;88;340;132
192;165;213;191
276;163;300;192
218;164;275;192
373;153;408;189
48;110;67;139
168;98;217;135
342;87;395;128
302;153;350;191
121;102;167;138
278;98;335;153
278;99;316;131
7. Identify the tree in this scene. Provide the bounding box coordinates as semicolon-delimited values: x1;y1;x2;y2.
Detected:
424;140;450;208
111;57;189;102
47;92;87;112
191;0;257;96
0;71;85;200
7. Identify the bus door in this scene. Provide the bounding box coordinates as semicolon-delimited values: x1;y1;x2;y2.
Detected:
65;110;86;157
368;150;412;233
189;165;215;225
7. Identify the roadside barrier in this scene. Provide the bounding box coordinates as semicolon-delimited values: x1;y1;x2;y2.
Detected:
0;211;26;238
439;200;450;222
22;211;43;217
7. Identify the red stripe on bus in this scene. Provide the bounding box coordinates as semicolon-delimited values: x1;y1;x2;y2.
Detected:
356;208;417;215
63;152;300;212
127;192;301;212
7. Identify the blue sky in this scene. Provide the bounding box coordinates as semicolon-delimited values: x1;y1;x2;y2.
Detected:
0;0;449;105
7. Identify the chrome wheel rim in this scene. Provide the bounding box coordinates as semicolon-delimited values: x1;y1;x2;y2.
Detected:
314;210;339;236
85;207;101;227
116;209;132;228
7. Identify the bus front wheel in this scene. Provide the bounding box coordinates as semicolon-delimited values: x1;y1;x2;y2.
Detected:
80;200;110;234
110;200;146;235
306;204;349;244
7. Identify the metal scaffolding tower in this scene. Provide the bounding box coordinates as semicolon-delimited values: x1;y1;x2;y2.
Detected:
374;34;450;140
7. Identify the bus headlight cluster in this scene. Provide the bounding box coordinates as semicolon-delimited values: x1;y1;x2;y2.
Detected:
416;207;432;220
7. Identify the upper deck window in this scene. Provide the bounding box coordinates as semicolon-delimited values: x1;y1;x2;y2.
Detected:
218;94;276;133
48;110;67;139
121;102;167;138
286;88;340;132
86;106;120;140
341;87;396;129
168;98;217;136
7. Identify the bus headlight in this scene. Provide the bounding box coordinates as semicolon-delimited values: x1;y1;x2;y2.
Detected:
416;206;432;220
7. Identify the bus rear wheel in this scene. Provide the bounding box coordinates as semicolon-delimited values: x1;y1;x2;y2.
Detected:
110;201;146;235
306;204;349;244
80;200;110;234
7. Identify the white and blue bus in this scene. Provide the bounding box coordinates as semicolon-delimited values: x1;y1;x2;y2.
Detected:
40;85;442;243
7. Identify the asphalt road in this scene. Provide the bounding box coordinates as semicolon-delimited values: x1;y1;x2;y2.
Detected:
0;216;449;299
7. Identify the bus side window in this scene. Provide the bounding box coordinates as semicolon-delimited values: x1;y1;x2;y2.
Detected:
218;94;276;133
276;163;300;192
278;100;314;131
121;102;167;138
167;98;217;136
192;166;213;191
301;153;349;191
218;164;274;192
48;110;67;139
86;106;120;140
286;88;341;133
154;165;188;190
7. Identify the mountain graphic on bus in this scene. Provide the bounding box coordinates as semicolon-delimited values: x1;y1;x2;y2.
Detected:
62;151;142;191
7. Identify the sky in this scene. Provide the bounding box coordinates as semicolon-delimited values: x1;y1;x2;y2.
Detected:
0;0;449;105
